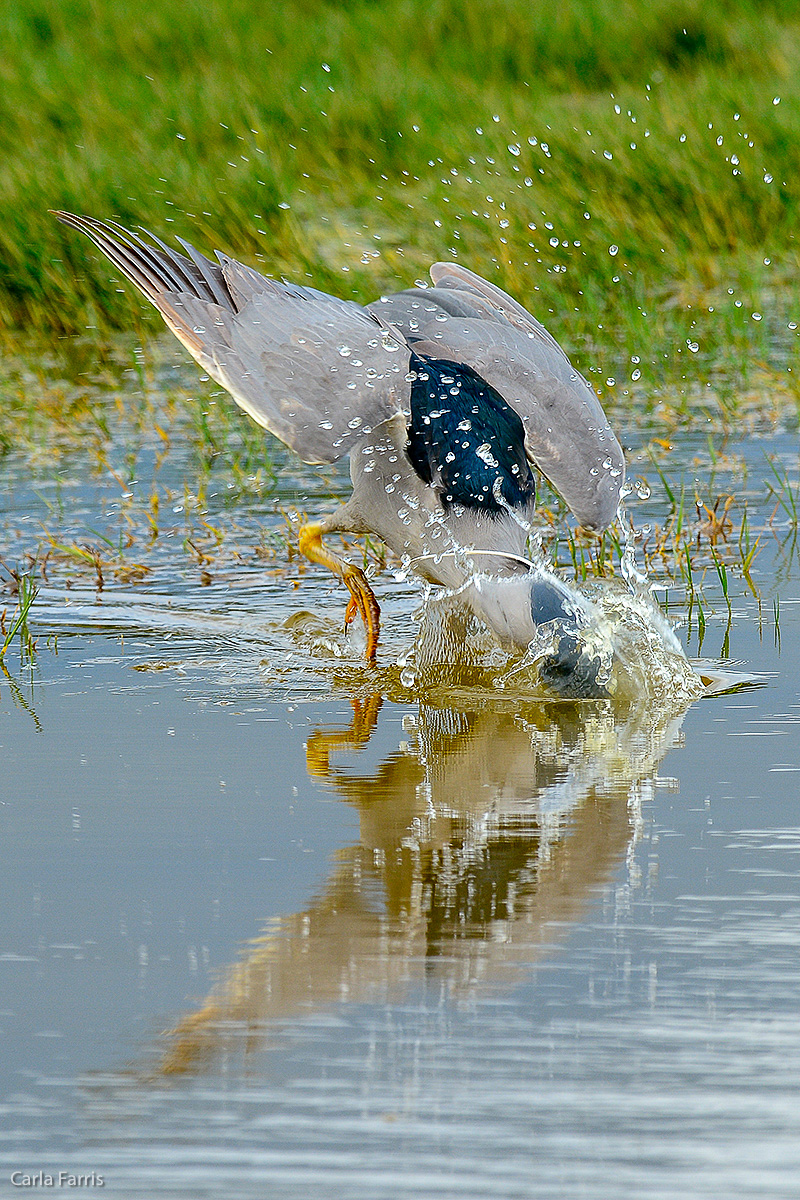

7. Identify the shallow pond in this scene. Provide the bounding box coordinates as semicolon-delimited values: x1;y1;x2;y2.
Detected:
1;344;799;1198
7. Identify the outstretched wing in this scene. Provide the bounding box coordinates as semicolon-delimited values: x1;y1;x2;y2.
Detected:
53;213;410;464
369;263;625;530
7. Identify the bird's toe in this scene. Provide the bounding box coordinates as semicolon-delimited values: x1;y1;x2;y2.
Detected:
342;564;381;664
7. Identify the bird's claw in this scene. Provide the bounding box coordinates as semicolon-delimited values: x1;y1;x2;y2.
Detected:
342;564;380;664
343;595;358;629
298;522;380;663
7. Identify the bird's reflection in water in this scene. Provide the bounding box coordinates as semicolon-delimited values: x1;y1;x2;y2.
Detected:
160;685;688;1076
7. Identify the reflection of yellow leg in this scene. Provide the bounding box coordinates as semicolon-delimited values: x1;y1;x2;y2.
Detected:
161;1000;225;1075
306;695;383;778
298;522;380;663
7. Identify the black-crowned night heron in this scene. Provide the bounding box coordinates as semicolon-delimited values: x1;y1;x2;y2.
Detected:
53;212;625;683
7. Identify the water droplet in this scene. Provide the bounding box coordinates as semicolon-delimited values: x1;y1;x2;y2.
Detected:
549;236;559;248
752;312;762;321
507;143;521;156
764;173;774;184
400;667;416;688
608;244;619;256
338;345;351;357
631;368;641;381
687;340;699;352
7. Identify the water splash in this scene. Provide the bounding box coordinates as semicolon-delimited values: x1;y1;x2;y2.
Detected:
617;487;651;595
408;553;703;709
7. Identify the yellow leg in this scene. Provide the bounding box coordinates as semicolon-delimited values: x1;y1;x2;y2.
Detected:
298;522;380;664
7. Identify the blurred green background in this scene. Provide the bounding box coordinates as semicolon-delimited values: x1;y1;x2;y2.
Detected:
2;0;800;396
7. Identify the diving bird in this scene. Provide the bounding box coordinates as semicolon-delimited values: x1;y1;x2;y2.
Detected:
53;212;625;679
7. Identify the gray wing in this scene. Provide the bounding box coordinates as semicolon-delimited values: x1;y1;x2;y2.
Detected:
53;213;410;464
369;263;625;530
429;261;568;356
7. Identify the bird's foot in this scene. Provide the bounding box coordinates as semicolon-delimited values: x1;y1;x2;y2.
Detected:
298;521;381;663
342;563;380;664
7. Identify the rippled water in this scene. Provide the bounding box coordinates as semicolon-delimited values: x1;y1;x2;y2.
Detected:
1;346;799;1198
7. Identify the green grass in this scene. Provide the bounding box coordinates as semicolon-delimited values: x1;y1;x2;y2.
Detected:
2;0;800;401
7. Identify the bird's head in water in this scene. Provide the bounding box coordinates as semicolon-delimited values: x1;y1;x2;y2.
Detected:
458;555;614;700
